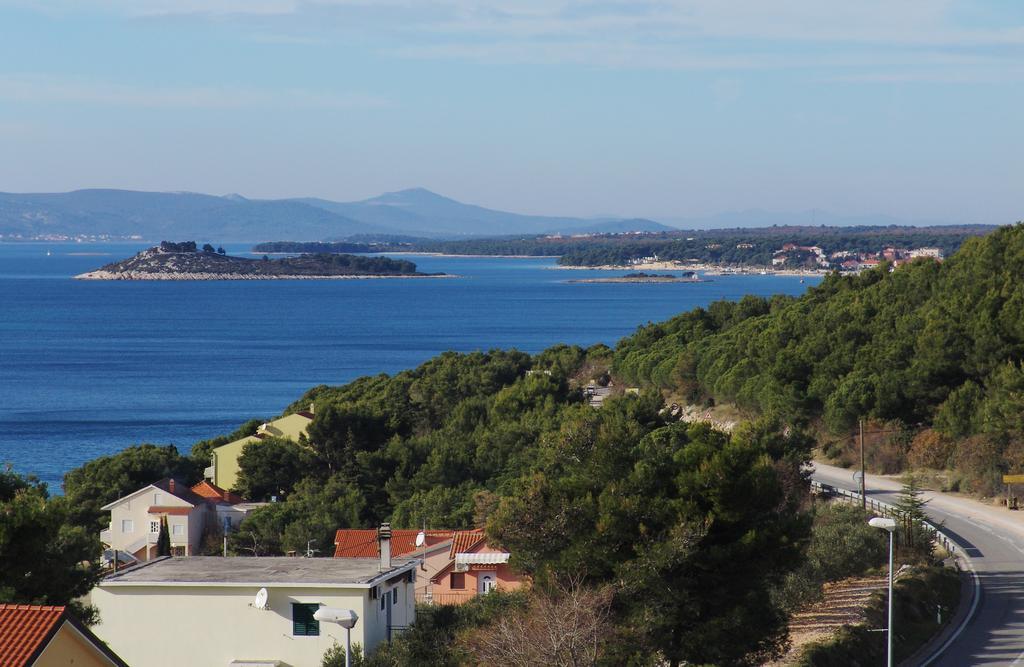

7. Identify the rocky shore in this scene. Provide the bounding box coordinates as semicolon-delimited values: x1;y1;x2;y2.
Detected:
75;241;451;281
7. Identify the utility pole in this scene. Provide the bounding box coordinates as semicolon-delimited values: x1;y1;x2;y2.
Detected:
860;418;866;509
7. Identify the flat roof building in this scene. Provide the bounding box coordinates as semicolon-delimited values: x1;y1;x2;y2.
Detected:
90;555;416;667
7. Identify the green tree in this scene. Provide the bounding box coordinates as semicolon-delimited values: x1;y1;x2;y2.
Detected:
201;243;216;253
156;515;171;557
0;468;101;623
894;474;933;558
63;444;200;532
235;437;315;500
490;414;810;666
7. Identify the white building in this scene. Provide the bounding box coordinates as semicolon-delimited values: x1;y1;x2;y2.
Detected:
909;247;944;259
90;555;416;667
100;478;263;563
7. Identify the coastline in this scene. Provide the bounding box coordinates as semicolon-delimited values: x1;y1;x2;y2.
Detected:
381;252;562;259
553;260;826;277
74;271;456;281
567;277;709;284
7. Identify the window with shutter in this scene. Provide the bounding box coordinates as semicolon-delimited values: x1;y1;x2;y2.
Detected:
292;603;320;636
451;572;465;590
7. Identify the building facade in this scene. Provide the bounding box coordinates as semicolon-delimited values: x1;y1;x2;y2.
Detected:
428;530;527;605
100;479;262;562
90;556;415;667
207;410;315;491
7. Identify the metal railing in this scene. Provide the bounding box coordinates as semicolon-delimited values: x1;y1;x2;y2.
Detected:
415;591;476;606
811;480;962;562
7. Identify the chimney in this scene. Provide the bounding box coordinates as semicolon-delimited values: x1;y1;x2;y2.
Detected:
222;489;230;502
309;402;315;415
168;479;175;495
378;523;392;571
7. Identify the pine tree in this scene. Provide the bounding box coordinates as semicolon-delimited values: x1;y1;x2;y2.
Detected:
156;515;171;557
894;473;931;555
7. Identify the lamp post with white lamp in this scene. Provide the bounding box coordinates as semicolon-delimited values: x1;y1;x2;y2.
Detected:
314;607;359;667
869;516;897;667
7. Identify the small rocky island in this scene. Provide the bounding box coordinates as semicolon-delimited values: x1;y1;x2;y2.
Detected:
568;271;705;284
76;241;448;281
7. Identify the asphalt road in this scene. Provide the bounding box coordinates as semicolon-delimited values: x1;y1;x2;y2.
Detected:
812;463;1024;666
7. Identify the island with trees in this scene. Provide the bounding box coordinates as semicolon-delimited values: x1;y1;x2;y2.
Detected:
75;241;448;280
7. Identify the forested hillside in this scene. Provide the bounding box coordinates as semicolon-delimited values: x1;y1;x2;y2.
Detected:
44;223;1024;663
615;223;1024;492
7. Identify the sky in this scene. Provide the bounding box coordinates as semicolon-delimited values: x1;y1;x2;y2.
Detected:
1;1;1022;224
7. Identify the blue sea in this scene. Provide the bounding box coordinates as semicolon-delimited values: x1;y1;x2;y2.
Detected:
0;243;821;490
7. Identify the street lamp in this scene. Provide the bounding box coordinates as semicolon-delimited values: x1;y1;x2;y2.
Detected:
869;516;897;667
314;607;359;667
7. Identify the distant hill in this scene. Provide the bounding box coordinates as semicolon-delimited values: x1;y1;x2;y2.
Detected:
0;189;387;242
293;188;674;237
0;187;673;242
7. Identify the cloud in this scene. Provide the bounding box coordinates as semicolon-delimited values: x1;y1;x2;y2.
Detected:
7;0;1024;78
0;74;390;110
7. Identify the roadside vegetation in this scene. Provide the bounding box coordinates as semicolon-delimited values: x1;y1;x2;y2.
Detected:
797;566;960;666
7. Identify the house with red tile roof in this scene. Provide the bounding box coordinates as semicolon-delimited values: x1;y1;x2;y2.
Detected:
335;528;456;602
99;478;264;563
0;604;127;667
428;529;527;605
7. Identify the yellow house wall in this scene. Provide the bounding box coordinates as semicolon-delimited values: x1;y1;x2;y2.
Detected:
91;579;413;667
212;436;258;491
36;623;120;667
212;414;312;491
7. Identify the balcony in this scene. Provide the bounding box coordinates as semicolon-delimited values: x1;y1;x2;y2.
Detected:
99;528;112;545
415;591;476;606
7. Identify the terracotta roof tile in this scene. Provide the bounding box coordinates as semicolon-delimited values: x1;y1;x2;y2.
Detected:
190;480;244;504
0;604;64;667
333;529;453;558
449;529;486;559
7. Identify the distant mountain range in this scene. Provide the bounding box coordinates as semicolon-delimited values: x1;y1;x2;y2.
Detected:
0;188;672;242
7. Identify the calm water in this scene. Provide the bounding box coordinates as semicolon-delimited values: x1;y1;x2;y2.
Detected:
0;243;820;490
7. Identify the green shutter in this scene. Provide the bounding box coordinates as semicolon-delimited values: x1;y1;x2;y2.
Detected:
292;603;320;636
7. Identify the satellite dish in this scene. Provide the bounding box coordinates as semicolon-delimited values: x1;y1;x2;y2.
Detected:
253;587;269;610
415;531;426;548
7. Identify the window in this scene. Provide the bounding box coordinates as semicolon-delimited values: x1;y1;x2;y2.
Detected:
450;572;465;590
392;588;399;606
153;493;162;505
172;524;184;536
292;603;320;636
121;519;134;533
380;592;386;610
150;521;160;533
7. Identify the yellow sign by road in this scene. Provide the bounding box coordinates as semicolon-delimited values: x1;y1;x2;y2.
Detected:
1003;475;1024;484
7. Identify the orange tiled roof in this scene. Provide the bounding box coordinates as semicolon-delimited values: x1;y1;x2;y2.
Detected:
333;529;454;558
0;604;64;667
190;480;244;504
449;529;485;558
